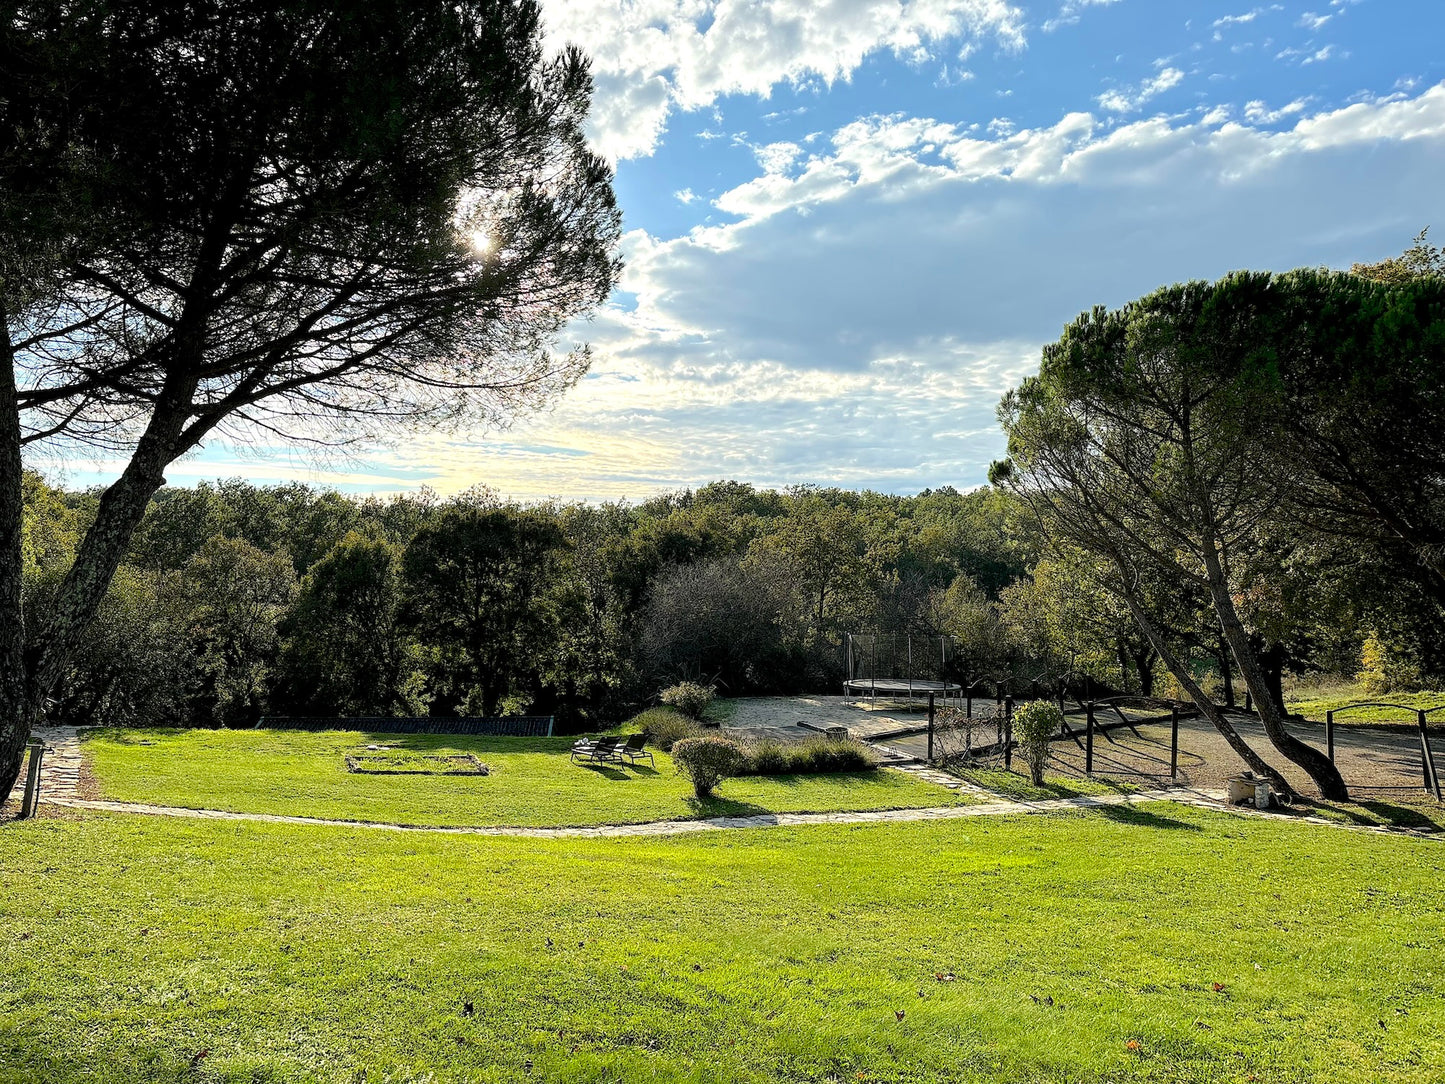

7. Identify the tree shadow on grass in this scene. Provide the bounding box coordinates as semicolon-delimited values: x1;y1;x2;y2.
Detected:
1088;803;1204;832
685;795;774;820
575;762;661;782
1289;797;1443;831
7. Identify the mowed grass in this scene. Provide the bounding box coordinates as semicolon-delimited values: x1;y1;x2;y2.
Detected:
1285;683;1445;726
2;806;1443;1083
81;728;973;828
948;766;1139;801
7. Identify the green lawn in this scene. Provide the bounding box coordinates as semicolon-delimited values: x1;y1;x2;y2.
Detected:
948;766;1139;801
1285;684;1445;725
2;805;1442;1083
81;727;972;827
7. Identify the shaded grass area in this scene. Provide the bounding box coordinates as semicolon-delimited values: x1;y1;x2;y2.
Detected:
948;764;1139;801
81;727;971;828
2;806;1443;1083
1283;797;1445;831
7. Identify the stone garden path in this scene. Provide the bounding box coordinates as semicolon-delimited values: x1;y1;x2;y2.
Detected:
32;784;1440;841
4;726;83;806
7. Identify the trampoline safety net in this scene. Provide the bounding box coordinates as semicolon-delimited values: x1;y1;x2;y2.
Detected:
844;633;962;704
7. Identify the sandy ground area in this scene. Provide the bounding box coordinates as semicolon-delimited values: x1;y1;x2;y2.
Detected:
722;696;1443;801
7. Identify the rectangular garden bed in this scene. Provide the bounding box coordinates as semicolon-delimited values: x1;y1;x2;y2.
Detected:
344;752;489;776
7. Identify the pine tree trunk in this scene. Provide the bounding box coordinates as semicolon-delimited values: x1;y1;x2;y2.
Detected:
0;310;33;799
1198;543;1349;800
1116;585;1291;794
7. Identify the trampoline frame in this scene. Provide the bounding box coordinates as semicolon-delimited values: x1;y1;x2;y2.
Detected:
843;633;964;708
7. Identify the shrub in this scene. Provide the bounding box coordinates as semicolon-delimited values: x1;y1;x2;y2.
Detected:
747;739;792;775
740;736;878;775
671;736;749;798
632;707;699;752
660;681;716;721
1356;632;1423;696
1012;700;1063;786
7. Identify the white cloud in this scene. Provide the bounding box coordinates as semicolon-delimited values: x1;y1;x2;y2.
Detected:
1243;97;1310;123
1302;43;1341;63
543;0;1028;160
1212;5;1282;29
1041;0;1120;34
1277;42;1345;64
1096;65;1185;113
78;84;1445;502
674;187;698;203
375;82;1445;501
541;0;1028;159
1298;11;1333;31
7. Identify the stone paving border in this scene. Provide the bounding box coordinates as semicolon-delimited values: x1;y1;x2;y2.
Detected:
35;785;1442;841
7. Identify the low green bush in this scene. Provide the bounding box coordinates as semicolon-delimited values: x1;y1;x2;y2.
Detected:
747;739;792;775
1012;700;1063;786
632;707;700;752
659;681;716;721
671;736;749;798
741;736;878;775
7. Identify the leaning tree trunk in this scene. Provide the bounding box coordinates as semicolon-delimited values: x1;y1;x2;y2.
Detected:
0;310;35;799
1116;587;1292;795
1198;543;1349;800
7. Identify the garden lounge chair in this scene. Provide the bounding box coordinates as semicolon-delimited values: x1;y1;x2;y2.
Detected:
616;732;655;767
570;735;623;764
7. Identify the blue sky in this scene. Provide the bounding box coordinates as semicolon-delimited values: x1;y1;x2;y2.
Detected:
44;0;1445;500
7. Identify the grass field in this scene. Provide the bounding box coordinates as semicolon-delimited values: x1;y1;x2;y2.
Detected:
1284;682;1445;725
948;766;1138;801
81;728;973;827
2;805;1442;1083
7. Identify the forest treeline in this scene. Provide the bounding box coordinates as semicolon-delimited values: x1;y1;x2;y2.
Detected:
19;469;1440;732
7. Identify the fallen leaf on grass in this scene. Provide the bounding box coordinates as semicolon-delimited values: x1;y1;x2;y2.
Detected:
1125;1040;1141;1052
894;1010;905;1022
1212;983;1226;993
189;1049;210;1067
934;972;956;982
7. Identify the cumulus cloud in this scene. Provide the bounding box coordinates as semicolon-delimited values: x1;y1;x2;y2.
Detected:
540;0;1027;159
113;84;1445;502
354;81;1445;501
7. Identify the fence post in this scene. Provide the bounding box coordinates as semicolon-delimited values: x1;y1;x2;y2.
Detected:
1003;697;1013;771
1085;701;1095;777
1170;706;1179;781
1326;710;1334;764
927;692;936;763
1418;710;1442;802
19;742;43;819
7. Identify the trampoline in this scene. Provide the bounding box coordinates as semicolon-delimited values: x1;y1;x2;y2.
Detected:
843;633;964;707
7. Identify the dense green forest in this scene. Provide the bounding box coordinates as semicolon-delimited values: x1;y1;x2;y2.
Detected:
19;467;1441;733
